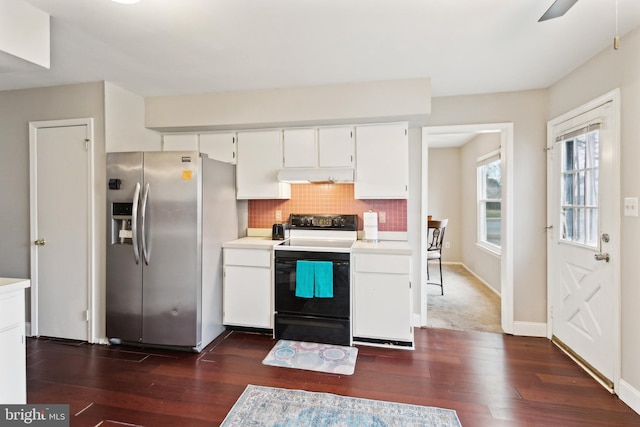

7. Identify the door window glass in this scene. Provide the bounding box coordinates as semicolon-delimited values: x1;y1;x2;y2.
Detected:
560;129;599;247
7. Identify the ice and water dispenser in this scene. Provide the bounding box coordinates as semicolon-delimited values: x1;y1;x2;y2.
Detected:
111;202;134;245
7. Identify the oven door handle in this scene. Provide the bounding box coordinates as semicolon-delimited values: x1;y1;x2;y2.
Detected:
275;259;350;267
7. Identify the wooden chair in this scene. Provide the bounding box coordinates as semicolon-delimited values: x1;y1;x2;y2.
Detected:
427;219;448;295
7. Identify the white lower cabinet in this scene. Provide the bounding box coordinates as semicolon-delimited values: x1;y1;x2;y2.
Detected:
0;284;28;404
353;253;413;348
223;248;273;329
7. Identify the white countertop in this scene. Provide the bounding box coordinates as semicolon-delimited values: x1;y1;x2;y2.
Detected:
222;236;413;255
224;236;412;255
222;236;285;249
0;278;30;294
352;240;412;255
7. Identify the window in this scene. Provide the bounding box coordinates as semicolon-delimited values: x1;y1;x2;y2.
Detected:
477;150;501;252
558;124;600;247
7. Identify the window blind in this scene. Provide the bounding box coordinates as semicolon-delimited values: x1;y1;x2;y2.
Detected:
476;148;501;166
555;122;601;143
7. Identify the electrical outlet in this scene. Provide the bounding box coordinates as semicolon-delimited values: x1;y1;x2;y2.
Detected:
378;212;386;223
445;242;451;249
624;197;638;217
275;210;282;221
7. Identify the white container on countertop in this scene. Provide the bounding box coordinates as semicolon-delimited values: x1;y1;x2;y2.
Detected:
363;210;379;242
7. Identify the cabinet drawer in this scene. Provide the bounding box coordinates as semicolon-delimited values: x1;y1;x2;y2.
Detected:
0;292;24;331
355;254;410;274
224;248;271;268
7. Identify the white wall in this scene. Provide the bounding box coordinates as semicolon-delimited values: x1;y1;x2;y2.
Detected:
145;78;431;131
0;82;105;278
427;147;462;262
549;26;640;413
460;133;501;293
104;82;161;152
427;89;549;324
0;82;106;331
0;0;50;70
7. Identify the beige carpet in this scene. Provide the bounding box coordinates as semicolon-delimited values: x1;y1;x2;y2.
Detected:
427;264;503;334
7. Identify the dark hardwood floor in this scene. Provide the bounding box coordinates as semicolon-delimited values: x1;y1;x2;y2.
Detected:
26;328;640;426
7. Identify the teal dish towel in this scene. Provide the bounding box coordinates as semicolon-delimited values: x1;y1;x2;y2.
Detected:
314;261;334;298
295;260;315;298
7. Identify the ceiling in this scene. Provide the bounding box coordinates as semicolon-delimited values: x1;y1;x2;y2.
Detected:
3;0;640;98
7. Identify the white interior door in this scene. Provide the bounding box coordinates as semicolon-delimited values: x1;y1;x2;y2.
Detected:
30;122;92;341
547;94;620;389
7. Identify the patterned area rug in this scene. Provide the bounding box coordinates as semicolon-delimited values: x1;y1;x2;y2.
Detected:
221;385;462;427
262;340;358;375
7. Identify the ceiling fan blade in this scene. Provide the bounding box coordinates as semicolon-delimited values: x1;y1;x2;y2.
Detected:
539;0;579;22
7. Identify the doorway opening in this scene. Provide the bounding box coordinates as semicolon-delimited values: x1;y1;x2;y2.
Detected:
420;124;514;334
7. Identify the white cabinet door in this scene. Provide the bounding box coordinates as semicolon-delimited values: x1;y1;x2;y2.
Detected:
163;134;199;151
353;253;413;345
354;272;412;341
199;132;236;164
283;128;316;168
318;126;354;168
223;265;272;328
355;123;408;199
236;130;290;199
0;326;25;404
0;291;26;404
223;248;272;329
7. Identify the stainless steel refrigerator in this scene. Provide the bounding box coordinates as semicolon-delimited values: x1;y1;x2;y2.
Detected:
106;151;238;352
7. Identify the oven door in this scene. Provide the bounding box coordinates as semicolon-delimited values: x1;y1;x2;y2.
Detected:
274;251;350;318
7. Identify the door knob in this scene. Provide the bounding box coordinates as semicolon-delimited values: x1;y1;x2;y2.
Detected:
34;239;46;246
594;252;609;262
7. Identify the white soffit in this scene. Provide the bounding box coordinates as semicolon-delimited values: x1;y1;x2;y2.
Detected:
0;0;50;72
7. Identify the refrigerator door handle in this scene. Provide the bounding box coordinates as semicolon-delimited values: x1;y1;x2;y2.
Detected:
141;182;150;265
131;182;141;265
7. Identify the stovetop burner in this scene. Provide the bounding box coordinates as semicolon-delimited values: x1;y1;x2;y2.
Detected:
274;214;358;253
279;238;355;249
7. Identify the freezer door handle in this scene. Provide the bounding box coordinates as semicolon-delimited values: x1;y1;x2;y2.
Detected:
141;182;150;265
131;182;141;264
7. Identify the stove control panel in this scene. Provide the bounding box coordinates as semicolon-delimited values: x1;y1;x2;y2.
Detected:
288;214;357;231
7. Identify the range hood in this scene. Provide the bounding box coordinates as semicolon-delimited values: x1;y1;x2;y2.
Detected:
277;167;354;184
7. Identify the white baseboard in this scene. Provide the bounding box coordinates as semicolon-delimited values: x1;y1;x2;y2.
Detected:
455;262;501;297
619;379;640;416
412;313;421;327
512;321;547;337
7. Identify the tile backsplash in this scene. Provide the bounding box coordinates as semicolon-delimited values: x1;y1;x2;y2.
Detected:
248;184;407;231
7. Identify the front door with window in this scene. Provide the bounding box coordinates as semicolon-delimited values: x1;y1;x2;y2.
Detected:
547;95;619;389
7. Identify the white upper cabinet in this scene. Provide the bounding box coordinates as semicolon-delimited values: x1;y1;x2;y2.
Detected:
282;126;354;169
283;128;316;168
199;132;237;164
162;134;199;151
318;126;354;168
236;130;291;200
355;123;408;199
